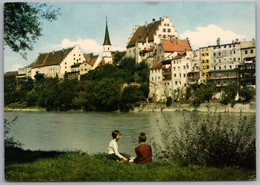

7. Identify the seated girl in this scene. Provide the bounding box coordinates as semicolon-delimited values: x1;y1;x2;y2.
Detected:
107;130;131;161
134;132;152;164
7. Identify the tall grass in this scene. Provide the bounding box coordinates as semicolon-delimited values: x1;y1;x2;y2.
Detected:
5;148;256;181
151;111;256;169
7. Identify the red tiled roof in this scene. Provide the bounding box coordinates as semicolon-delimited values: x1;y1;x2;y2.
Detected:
88;55;99;66
150;62;162;69
97;58;105;67
162;39;192;52
84;53;93;62
31;47;74;68
127;20;161;48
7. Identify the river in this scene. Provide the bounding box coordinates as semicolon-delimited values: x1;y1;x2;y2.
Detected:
4;111;256;156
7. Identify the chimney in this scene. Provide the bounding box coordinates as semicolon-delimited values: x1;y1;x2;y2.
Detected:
170;36;174;42
217;38;220;45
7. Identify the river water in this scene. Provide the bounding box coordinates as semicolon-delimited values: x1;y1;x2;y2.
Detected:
4;111;256;156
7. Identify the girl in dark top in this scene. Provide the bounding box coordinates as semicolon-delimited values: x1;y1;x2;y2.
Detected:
134;132;152;164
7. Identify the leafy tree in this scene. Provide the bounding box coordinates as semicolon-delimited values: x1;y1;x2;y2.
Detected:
26;89;38;107
220;84;239;105
4;2;60;59
113;51;126;65
120;86;145;112
239;86;256;103
192;84;215;107
34;72;45;83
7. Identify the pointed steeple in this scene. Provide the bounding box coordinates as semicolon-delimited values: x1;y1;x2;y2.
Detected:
103;17;111;46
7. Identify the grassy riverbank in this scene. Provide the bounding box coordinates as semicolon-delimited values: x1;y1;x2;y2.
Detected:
5;147;256;181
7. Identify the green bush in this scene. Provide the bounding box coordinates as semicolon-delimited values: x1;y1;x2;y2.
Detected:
151;111;256;169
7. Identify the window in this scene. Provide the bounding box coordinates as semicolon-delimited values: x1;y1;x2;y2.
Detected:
175;81;177;85
179;74;181;77
251;49;254;54
184;74;186;77
183;66;185;69
168;29;171;32
163;35;166;38
233;51;235;54
214;53;216;56
219;66;221;70
159;34;162;38
167;23;169;26
230;66;232;69
174;74;176;77
163;28;166;32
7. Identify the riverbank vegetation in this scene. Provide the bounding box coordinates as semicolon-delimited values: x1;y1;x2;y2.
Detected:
5;60;255;112
151;111;256;169
5;57;149;112
5;147;256;181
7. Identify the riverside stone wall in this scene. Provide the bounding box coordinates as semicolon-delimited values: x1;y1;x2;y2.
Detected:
133;102;256;113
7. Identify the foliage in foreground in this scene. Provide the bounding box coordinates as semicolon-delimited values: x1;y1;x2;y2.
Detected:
151;111;256;169
5;148;256;181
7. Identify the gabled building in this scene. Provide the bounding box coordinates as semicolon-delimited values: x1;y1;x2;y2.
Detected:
155;38;192;64
126;16;179;63
24;45;85;79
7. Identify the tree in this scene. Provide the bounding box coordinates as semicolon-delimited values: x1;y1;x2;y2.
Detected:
239;86;256;103
220;84;239;105
4;2;60;59
166;96;172;107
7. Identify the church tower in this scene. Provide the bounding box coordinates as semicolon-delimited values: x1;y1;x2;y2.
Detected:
103;17;113;64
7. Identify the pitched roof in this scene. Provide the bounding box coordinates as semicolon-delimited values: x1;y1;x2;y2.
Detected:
162;39;192;52
97;58;105;67
172;53;186;60
150;62;162;69
127;20;161;48
88;55;99;66
84;53;93;62
30;47;74;68
103;20;111;45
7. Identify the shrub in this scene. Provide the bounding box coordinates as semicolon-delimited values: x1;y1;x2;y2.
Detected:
151;111;256;169
166;97;172;107
239;86;256;103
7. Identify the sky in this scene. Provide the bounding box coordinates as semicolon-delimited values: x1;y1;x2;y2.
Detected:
3;1;256;73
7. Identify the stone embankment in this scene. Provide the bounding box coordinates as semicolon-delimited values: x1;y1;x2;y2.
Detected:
133;102;256;113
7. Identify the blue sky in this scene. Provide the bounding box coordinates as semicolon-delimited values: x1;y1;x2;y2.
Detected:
4;1;256;72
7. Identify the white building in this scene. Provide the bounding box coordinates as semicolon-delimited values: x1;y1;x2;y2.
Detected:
27;45;85;79
210;38;242;71
125;16;179;63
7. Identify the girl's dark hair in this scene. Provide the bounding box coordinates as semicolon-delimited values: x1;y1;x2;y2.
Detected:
112;130;120;139
138;132;146;142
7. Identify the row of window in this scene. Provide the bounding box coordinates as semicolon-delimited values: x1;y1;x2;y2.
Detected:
163;23;170;26
213;58;240;63
163;28;171;32
244;49;254;54
213;44;236;49
213;65;233;70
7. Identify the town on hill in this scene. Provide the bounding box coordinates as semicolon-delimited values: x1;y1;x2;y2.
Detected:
4;16;256;111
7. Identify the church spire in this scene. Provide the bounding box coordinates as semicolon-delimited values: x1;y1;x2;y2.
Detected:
103;17;111;46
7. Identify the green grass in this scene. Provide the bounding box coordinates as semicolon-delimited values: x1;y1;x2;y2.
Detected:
5;147;256;181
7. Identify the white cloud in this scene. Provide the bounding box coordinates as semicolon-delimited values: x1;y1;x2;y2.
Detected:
61;38;125;55
180;24;246;49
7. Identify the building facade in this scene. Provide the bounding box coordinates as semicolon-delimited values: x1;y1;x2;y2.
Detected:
126;16;179;64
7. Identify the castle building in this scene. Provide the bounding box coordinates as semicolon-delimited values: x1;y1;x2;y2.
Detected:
126;16;179;64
